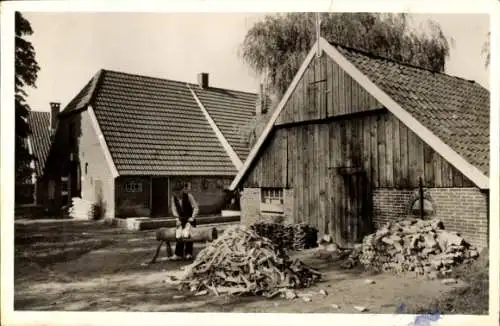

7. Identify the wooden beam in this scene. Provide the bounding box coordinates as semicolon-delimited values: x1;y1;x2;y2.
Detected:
272;107;386;130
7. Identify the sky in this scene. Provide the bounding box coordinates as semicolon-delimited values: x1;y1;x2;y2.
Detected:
22;12;490;112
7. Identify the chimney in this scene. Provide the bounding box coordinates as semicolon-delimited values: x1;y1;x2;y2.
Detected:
50;102;60;133
197;73;209;89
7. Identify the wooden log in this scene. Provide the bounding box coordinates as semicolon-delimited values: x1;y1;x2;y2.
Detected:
156;227;218;242
149;227;218;264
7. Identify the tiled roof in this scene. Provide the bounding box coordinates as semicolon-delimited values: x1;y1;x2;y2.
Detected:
192;87;257;160
61;69;258;176
27;111;52;176
335;44;490;176
60;70;102;115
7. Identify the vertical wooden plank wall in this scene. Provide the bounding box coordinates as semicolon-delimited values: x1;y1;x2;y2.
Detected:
275;54;383;126
242;51;476;234
245;110;475;229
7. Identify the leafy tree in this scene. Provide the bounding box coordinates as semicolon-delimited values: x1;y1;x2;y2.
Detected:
238;13;452;146
15;12;40;194
241;13;451;98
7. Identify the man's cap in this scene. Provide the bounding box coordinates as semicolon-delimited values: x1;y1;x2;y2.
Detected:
172;182;184;191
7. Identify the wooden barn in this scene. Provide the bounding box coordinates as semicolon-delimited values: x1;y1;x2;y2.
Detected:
230;38;490;250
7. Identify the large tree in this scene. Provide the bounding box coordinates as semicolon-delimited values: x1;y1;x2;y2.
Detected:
241;13;451;97
238;13;452;145
15;12;40;190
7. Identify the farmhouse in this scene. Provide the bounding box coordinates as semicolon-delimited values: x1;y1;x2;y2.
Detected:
20;110;54;206
231;38;490;250
42;69;268;219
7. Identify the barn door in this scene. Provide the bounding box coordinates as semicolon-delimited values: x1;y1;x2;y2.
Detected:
329;167;371;247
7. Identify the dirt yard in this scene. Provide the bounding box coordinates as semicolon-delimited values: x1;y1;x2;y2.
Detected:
14;219;468;313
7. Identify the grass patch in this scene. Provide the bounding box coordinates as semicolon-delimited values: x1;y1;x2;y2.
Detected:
15;238;116;270
409;247;489;315
14;220;120;276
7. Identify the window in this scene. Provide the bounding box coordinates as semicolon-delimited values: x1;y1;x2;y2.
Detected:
261;188;284;214
223;179;231;189
410;198;434;218
61;176;69;204
216;179;229;189
61;176;69;195
406;186;435;219
125;181;143;193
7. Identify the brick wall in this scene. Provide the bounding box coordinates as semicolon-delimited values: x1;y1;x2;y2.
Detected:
373;187;488;250
240;187;295;226
115;176;151;217
169;176;233;216
372;189;415;227
114;176;233;217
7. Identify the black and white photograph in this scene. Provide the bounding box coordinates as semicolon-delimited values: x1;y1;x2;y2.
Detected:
2;1;498;325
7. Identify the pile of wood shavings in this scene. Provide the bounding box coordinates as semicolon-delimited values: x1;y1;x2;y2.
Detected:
178;225;322;297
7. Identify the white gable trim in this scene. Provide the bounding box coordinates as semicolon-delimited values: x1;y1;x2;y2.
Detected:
231;38;489;190
187;84;243;170
230;40;320;190
87;105;119;178
320;38;489;189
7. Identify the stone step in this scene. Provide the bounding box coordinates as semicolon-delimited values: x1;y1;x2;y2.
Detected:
106;214;241;231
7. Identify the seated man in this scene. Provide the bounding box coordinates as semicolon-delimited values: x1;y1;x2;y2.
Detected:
171;182;199;260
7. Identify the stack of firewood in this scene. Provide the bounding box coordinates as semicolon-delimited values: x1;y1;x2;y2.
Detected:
178;226;322;297
250;222;318;252
347;218;479;278
293;223;318;251
68;198;96;220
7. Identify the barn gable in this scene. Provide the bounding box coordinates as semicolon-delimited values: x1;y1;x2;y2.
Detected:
231;38;489;190
275;52;383;126
234;38;489;249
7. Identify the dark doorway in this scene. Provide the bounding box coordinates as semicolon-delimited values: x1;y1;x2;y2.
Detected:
151;177;169;217
69;160;81;198
329;167;372;247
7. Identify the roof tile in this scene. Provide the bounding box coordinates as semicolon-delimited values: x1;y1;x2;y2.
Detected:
27;111;52;176
192;87;258;160
62;69;258;175
335;45;490;176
